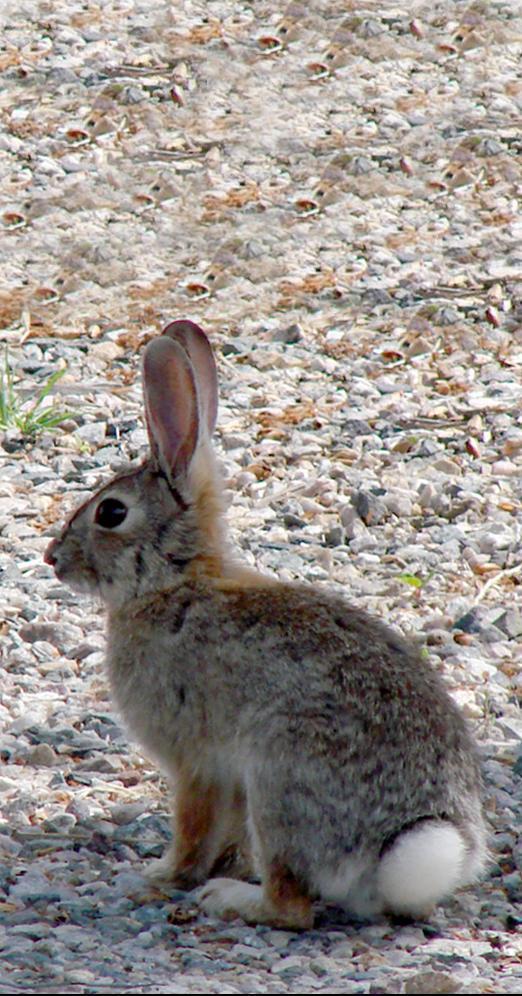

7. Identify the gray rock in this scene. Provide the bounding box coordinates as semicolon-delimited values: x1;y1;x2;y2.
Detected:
18;621;84;654
42;813;77;832
404;971;463;994
283;512;306;529
487;609;522;640
222;433;251;451
75;421;108;445
25;743;57;766
324;525;346;547
351;489;388;526
271;324;302;344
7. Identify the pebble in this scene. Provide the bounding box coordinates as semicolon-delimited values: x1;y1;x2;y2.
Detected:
272;324;303;344
74;421;108;445
403;971;463;994
25;743;57;766
18;621;85;654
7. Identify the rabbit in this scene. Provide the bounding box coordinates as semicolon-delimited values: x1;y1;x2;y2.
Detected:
44;318;488;929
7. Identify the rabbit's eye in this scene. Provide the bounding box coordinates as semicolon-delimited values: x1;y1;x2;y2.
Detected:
94;498;128;529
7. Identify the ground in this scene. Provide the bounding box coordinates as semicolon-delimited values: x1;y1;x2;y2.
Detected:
0;2;521;993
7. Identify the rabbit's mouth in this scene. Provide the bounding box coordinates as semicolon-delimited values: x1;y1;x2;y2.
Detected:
44;536;67;576
44;537;98;593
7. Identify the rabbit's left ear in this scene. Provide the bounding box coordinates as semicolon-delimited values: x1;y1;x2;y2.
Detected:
161;319;218;438
142;336;199;482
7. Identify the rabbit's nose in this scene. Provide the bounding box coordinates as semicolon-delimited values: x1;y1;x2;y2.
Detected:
44;539;58;566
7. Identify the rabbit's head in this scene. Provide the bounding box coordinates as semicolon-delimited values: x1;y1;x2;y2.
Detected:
45;320;225;608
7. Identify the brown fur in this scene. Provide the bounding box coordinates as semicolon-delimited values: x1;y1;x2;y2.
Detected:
265;862;314;930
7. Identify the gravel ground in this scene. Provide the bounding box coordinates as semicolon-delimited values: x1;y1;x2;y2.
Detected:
1;1;521;992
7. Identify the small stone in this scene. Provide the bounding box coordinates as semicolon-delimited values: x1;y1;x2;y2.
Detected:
234;471;258;489
432;457;462;476
477;528;514;557
264;929;294;948
492;609;522;639
64;969;97;984
283;512;306;528
270;955;306;975
26;743;57;767
75;421;108;445
417;482;441;510
502;433;522;457
271;323;302;344
120;85;146;104
476;137;504;157
18;621;84;654
382;492;414;517
11;922;51;940
348;529;379;553
42;812;77;832
222;433;251;451
351;489;387;526
90;340;123;360
425;628;452;647
491;459;519;476
110;801;150;826
78;755;124;774
374;375;408;394
310;955;333;976
68;640;104;661
324;525;346;547
222;340;248;356
343;419;373;437
249;349;284;371
1;429;25;453
404;970;463;994
453;607;494;637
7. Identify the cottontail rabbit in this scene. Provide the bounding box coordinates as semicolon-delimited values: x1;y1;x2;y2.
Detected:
45;319;487;929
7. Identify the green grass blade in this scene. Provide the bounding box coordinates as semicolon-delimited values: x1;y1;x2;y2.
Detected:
22;367;66;417
0;349;75;436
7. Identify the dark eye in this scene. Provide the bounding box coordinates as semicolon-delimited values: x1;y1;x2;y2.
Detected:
94;498;128;529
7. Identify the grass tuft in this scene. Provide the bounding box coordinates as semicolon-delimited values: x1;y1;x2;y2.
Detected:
0;348;75;437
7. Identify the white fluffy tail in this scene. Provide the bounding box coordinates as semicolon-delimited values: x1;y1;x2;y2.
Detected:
314;818;487;918
377;821;471;917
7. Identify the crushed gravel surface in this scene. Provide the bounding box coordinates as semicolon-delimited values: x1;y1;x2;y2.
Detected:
1;1;521;993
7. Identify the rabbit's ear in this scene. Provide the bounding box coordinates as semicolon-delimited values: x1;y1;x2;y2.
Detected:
142;336;199;481
161;319;218;437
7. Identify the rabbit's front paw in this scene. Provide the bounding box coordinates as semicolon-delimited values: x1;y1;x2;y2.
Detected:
145;853;177;885
197;877;314;930
145;847;206;889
